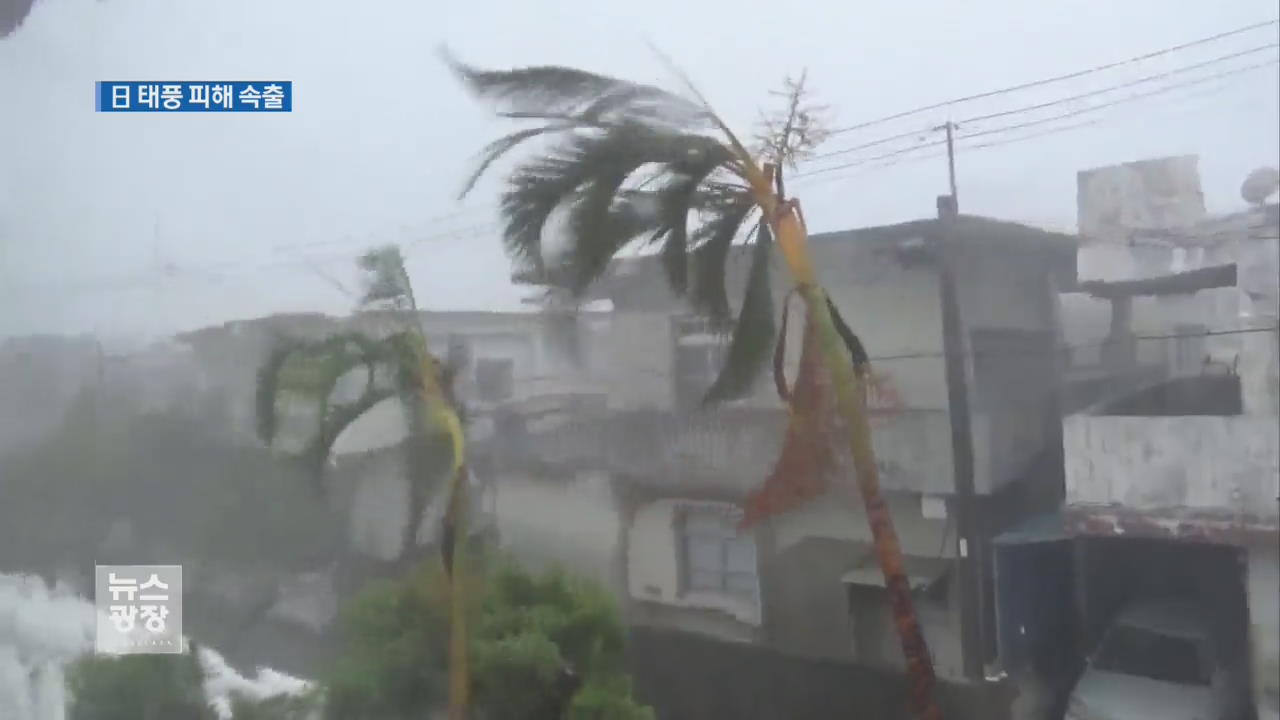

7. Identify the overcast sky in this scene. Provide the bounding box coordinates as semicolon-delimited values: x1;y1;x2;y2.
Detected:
1;0;1277;343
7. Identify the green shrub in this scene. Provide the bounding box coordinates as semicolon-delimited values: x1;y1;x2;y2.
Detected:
65;648;214;720
325;556;652;719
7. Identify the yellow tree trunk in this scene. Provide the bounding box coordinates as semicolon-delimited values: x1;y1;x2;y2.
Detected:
752;177;943;720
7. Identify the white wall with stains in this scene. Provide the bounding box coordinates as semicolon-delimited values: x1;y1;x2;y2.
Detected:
1064;415;1280;519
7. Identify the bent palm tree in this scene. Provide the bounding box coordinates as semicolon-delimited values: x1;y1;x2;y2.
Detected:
0;0;38;39
448;55;943;720
255;245;473;718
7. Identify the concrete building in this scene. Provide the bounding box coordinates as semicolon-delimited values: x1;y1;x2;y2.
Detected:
174;308;599;564
994;158;1279;719
506;213;1077;702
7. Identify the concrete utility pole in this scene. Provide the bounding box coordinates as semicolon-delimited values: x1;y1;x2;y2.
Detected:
934;120;987;682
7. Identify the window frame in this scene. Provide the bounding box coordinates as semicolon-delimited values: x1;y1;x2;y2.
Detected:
675;504;760;605
473;356;515;403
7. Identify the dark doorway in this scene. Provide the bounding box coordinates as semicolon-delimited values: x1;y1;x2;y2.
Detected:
1076;537;1255;719
992;516;1077;718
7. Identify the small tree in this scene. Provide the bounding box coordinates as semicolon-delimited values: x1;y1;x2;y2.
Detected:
325;557;653;720
66;647;214;720
255;245;474;716
65;646;323;720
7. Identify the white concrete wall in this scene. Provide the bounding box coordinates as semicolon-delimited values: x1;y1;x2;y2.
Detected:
772;491;951;557
347;451;413;561
626;499;762;626
1064;415;1280;519
492;470;622;595
594;242;952;413
768;490;964;681
820;259;949;410
601;313;673;411
1248;544;1280;717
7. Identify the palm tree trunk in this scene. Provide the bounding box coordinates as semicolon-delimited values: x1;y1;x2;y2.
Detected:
446;473;470;720
767;203;943;720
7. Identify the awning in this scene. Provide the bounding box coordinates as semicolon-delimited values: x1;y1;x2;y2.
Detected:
991;511;1070;546
840;550;952;592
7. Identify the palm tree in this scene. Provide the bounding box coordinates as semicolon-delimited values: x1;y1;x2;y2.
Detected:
0;0;37;39
254;245;474;719
448;54;943;720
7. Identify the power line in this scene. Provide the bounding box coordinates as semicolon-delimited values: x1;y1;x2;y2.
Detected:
3;220;505;299
960;58;1279;141
808;125;938;162
795;73;1272;190
809;41;1278;163
795;57;1278;180
960;42;1277;126
267;204;499;256
475;326;1279;386
827;17;1279;136
10;54;1276;300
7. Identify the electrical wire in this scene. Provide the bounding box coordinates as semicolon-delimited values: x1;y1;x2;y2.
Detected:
826;18;1279;136
8;42;1277;303
810;41;1278;163
795;58;1279;180
960;42;1278;126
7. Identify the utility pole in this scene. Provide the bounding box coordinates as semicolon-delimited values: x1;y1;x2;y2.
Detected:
934;120;987;683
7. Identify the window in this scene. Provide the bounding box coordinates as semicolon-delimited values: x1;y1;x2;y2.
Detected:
474;357;514;403
672;316;731;408
1092;625;1210;686
678;507;758;603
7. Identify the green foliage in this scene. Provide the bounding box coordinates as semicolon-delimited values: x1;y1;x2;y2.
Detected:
253;249;465;508
448;55;808;406
325;556;652;719
64;646;322;720
323;560;473;719
702;220;776;404
568;675;655;720
357;245;416;311
66;648;215;720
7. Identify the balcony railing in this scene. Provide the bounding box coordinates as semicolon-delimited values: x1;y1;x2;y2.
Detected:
500;405;958;495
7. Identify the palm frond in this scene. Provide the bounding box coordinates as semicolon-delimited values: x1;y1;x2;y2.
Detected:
647;155;730;294
740;312;839;530
689;196;756;324
254;330;415;494
825;292;870;370
255;338;302;446
564;165;642;294
444;50;709;128
701;220;776;405
459;123;577;200
299;385;398;490
501;124;724;290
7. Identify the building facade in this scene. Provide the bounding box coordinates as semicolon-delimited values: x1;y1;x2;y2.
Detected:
508;214;1077;697
995;159;1279;719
